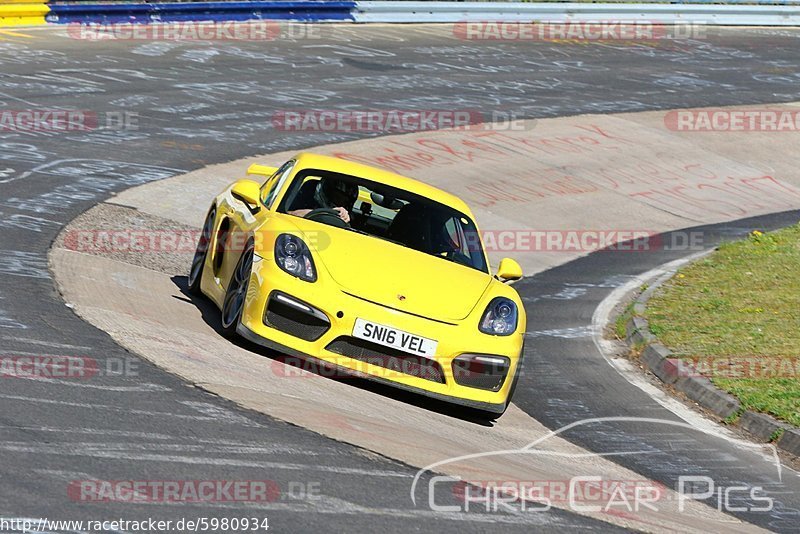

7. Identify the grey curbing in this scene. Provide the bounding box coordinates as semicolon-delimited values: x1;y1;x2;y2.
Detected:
739;411;788;442
778;428;800;457
619;256;799;456
674;375;741;420
626;315;653;346
641;344;682;385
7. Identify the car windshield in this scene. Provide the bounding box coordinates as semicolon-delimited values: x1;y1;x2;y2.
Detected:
278;169;489;274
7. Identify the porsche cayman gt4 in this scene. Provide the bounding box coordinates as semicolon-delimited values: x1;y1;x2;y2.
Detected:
188;153;526;415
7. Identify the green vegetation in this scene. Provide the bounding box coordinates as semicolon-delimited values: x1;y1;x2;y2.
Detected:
645;224;800;427
615;301;636;340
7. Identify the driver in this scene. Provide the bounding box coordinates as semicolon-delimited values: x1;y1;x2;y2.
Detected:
288;177;358;224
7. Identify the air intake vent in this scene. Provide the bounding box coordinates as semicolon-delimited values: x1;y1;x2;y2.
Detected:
265;292;330;342
326;336;445;384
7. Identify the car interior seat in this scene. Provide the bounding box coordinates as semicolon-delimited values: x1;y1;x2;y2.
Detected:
387;203;429;251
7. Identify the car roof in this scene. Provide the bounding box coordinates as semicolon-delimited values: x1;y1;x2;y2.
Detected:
292;152;475;219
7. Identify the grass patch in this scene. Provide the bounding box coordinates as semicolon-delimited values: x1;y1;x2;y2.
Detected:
614;301;636;340
645;224;800;427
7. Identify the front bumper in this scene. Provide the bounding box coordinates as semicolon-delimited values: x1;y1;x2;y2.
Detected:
241;256;524;413
237;323;509;414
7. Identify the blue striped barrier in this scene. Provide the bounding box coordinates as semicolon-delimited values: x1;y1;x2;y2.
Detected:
47;1;356;24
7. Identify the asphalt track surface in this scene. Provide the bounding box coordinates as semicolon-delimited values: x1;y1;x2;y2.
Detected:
514;211;800;532
1;25;800;531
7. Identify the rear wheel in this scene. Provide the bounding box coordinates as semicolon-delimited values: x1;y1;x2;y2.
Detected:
221;240;254;338
188;206;215;296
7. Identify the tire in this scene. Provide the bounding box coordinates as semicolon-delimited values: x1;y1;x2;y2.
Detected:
220;240;254;338
188;206;216;296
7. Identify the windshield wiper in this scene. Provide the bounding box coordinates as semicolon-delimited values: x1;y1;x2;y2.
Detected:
425;250;476;270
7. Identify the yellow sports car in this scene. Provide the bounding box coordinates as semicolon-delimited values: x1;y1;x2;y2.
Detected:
188;153;526;415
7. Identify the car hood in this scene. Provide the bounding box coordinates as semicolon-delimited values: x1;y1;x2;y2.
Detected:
290;219;492;322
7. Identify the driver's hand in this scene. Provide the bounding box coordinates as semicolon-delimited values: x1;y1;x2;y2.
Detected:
333;207;350;224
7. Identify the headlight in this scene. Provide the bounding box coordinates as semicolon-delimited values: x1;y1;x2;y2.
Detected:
275;234;316;282
479;297;518;336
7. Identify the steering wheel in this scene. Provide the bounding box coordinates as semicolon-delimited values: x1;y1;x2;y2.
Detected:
304;208;350;229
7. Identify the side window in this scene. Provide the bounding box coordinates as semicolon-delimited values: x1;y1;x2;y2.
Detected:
259;168;281;203
443;216;465;252
261;160;295;209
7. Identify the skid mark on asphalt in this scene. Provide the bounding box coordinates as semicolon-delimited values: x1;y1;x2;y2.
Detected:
2;373;171;392
1;425;178;441
539;287;589;300
180;401;261;427
525;326;595;339
3;425;354;459
0;393;229;422
15;441;321;456
33;468;576;527
1;442;412;478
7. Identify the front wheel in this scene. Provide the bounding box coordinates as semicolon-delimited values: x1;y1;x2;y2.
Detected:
220;240;254;338
188;207;215;296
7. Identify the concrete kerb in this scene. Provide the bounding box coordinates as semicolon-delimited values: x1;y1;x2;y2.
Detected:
618;253;799;456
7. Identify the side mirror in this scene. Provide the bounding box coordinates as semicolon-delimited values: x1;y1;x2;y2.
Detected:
230;179;261;209
247;163;278;178
496;258;523;281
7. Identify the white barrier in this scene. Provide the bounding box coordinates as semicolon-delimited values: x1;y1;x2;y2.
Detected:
354;1;800;25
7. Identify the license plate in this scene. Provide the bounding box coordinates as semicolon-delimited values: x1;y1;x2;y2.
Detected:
352;318;438;359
